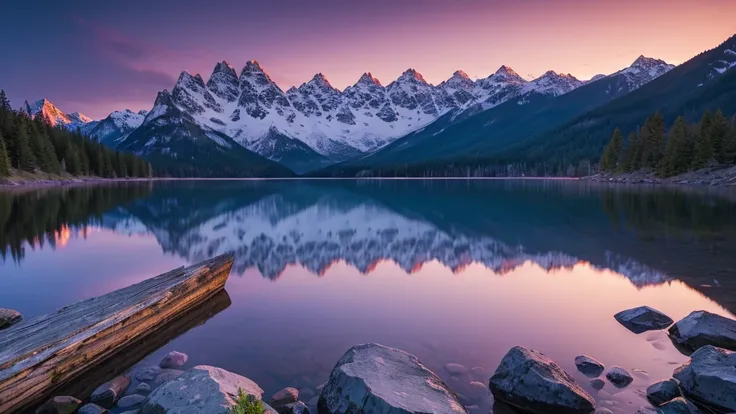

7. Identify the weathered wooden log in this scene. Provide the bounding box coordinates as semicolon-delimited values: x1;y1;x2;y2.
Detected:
0;254;234;413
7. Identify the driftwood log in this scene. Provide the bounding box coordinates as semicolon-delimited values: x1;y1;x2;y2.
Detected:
0;254;234;413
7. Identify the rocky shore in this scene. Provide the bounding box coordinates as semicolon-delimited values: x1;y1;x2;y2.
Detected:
0;174;153;190
34;308;736;414
583;165;736;186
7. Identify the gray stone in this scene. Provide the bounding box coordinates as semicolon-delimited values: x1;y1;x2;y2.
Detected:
35;396;82;414
77;403;108;414
445;362;469;376
646;379;682;407
152;368;184;387
489;346;595;414
134;366;161;382
605;367;633;388
574;355;605;378
269;387;299;413
673;345;736;412
90;375;131;408
467;381;490;402
470;367;486;381
318;343;467;414
0;308;22;330
118;394;146;409
135;383;151;394
140;365;264;414
656;397;702;414
282;401;310;414
668;310;736;352
590;379;605;390
159;351;188;369
614;306;674;334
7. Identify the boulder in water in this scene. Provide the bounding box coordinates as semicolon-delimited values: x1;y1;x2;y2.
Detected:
574;355;604;377
673;345;736;412
77;403;108;414
89;375;130;408
35;396;82;414
614;306;673;334
0;308;22;330
656;397;702;414
269;387;299;414
668;310;736;352
140;365;264;414
605;367;633;388
488;346;595;414
159;351;188;369
318;343;467;414
646;379;681;406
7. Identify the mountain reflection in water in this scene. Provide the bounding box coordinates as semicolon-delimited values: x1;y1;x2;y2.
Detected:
1;179;735;412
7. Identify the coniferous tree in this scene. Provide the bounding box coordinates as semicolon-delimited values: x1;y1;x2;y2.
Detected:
0;131;10;176
600;128;623;171
14;120;36;171
709;109;730;163
639;113;665;169
64;145;82;175
621;132;639;172
724;122;736;164
692;111;713;170
0;90;10;111
660;117;691;177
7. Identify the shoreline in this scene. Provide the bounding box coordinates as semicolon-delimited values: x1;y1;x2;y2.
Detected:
0;175;155;191
582;165;736;187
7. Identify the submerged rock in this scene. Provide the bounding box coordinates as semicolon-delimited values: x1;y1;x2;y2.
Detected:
489;346;595;414
290;401;310;414
134;366;161;382
646;379;681;407
467;381;490;402
35;396;82;414
574;355;605;377
668;310;736;352
614;306;673;334
140;365;264;414
470;366;486;381
673;345;736;412
159;351;188;369
77;403;108;414
117;394;146;409
152;368;184;387
605;367;633;388
135;383;151;394
90;375;130;408
318;343;467;414
0;308;22;330
590;379;605;390
269;387;299;413
656;397;702;414
445;362;469;376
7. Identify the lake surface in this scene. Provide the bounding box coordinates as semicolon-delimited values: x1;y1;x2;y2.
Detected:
2;179;736;413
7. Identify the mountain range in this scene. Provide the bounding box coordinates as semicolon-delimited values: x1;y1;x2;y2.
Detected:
24;34;736;176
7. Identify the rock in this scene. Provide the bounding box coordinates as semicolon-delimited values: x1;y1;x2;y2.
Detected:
467;381;490;402
595;409;613;414
656;397;702;414
488;346;595;414
445;362;469;376
159;351;188;369
673;345;736;412
281;401;310;414
590;379;605;390
35;396;82;414
77;403;108;414
0;308;22;329
135;383;151;394
605;367;633;388
90;375;131;408
118;394;146;409
140;365;264;414
315;382;326;392
470;366;486;381
119;411;140;414
318;343;467;414
668;310;736;352
269;387;299;413
298;387;315;400
574;355;605;378
614;306;674;334
152;368;184;387
134;366;161;382
646;379;682;406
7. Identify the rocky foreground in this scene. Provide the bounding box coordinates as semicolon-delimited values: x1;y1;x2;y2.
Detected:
35;308;736;414
583;165;736;186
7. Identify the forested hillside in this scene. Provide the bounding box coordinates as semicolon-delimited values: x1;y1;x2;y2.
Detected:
0;90;152;179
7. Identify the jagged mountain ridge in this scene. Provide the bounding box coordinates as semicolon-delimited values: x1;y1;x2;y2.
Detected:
23;99;97;132
118;58;647;173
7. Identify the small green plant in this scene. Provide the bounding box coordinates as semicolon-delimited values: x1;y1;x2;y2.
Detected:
230;388;263;414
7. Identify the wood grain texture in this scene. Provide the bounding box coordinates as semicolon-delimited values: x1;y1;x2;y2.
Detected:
0;254;234;413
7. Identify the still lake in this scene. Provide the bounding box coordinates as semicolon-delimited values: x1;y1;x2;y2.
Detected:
1;179;735;413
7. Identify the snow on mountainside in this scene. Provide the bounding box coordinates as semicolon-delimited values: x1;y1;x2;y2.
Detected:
522;71;583;97
604;56;675;94
86;109;148;146
24;99;95;130
707;47;736;80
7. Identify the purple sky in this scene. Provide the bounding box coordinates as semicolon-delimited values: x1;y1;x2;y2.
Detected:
2;0;735;119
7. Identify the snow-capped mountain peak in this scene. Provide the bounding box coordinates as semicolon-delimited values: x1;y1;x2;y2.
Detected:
523;70;583;96
307;73;336;90
242;60;266;75
493;65;523;80
357;72;382;86
397;68;428;84
24;98;94;128
213;60;237;77
452;70;470;80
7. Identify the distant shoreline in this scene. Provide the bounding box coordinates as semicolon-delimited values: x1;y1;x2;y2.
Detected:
582;165;736;187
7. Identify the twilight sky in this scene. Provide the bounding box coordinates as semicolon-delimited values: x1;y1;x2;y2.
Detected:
2;0;735;119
